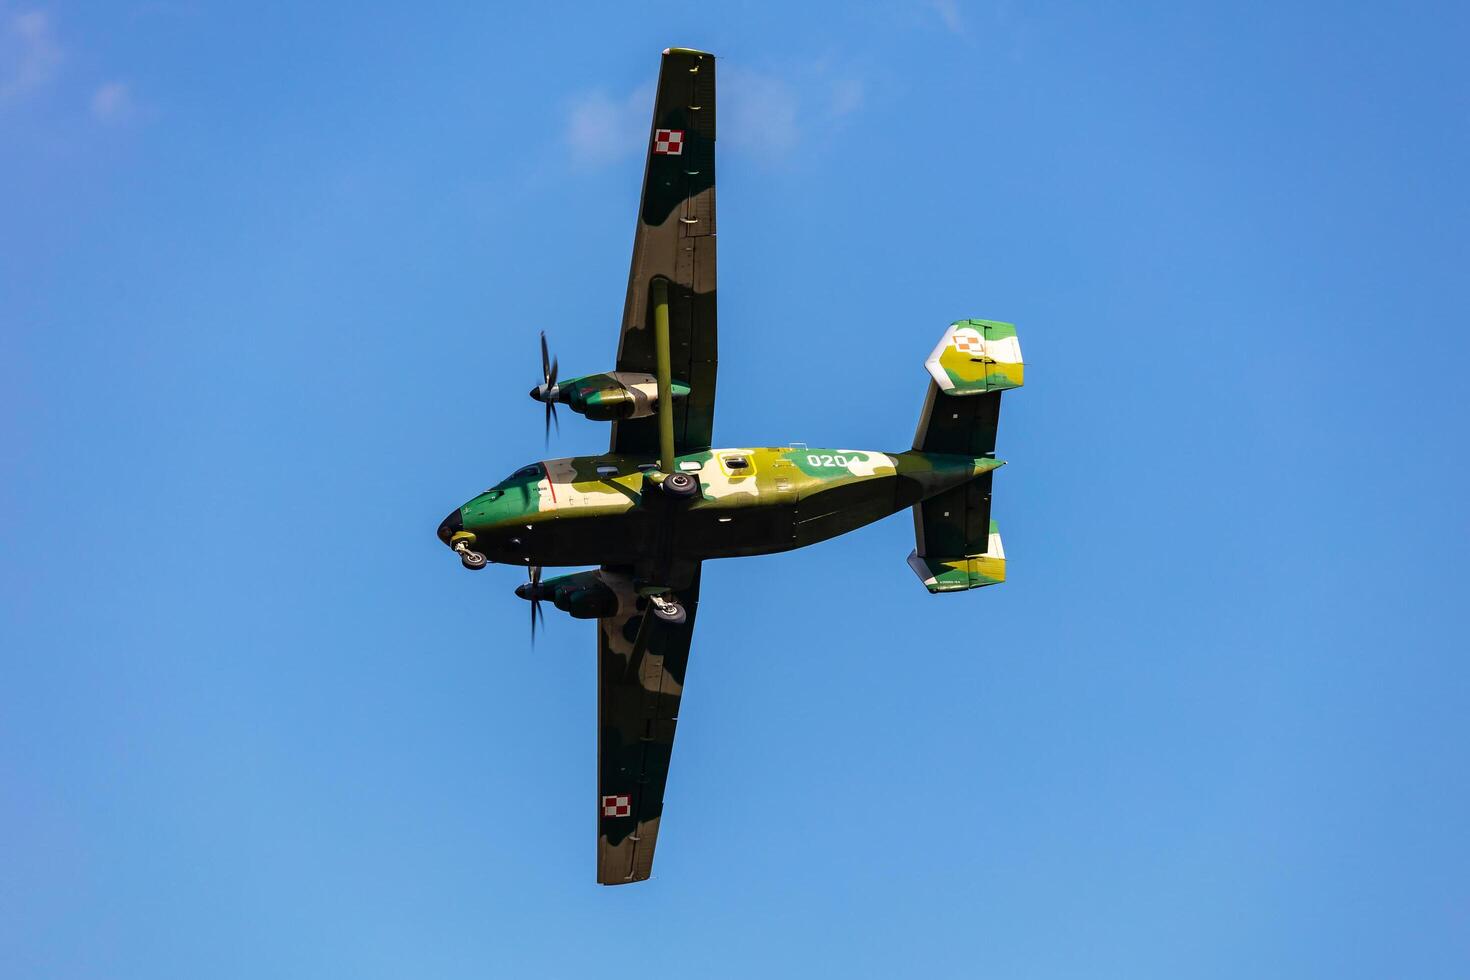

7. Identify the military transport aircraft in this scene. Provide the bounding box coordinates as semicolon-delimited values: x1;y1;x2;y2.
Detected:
435;48;1023;884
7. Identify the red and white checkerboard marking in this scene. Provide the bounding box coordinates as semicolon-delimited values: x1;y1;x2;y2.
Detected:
601;794;631;818
653;129;684;155
951;328;985;355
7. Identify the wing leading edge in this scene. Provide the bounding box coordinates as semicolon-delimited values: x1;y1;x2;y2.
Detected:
610;48;717;458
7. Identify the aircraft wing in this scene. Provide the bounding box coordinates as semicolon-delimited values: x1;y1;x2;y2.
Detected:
596;565;703;884
610;48;717;457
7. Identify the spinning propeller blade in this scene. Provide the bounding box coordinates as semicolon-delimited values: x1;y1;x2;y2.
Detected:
527;564;545;643
539;331;559;444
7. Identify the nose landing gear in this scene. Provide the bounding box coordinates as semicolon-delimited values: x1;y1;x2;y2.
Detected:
452;539;488;570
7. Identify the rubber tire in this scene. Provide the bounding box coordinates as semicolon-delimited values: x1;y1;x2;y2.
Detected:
651;599;687;625
460;550;488;570
662;472;700;498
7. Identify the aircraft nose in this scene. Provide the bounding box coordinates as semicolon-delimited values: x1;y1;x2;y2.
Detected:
437;508;463;546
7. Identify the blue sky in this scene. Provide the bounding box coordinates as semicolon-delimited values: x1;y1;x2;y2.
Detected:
3;2;1468;977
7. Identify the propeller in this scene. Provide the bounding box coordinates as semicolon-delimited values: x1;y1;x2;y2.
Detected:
527;564;546;642
530;331;560;444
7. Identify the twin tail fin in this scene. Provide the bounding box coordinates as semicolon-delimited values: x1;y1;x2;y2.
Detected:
909;319;1022;593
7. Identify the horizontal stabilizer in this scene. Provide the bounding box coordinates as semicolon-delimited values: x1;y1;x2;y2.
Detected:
924;319;1023;395
907;521;1006;593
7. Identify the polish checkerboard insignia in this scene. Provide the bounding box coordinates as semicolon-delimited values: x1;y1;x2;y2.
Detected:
951;327;985;356
601;794;632;818
653;129;684;155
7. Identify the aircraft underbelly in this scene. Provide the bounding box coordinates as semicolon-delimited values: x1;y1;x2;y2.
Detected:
681;474;908;557
680;501;795;558
524;509;646;567
791;476;906;549
526;467;946;566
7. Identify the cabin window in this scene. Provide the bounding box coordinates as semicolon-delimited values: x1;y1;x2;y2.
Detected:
595;465;618;477
722;455;750;471
678;460;702;472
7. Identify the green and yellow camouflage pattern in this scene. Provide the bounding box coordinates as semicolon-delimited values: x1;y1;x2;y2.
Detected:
925;319;1024;394
907;520;1007;592
434;47;1025;886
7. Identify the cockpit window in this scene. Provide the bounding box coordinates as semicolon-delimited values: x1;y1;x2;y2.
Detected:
512;464;542;479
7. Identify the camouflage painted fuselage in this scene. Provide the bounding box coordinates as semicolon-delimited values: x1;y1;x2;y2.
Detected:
453;447;1003;572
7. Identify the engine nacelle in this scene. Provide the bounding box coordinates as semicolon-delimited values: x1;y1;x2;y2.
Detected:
559;372;691;421
560;584;620;620
519;568;621;620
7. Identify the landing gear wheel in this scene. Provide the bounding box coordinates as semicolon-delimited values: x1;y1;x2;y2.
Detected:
661;471;700;499
454;541;488;570
649;595;687;625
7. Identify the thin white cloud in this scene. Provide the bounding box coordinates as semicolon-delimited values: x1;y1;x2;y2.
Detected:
829;77;865;119
722;66;800;159
564;61;865;170
0;8;62;103
565;81;654;167
90;79;133;123
928;0;965;36
723;64;866;162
